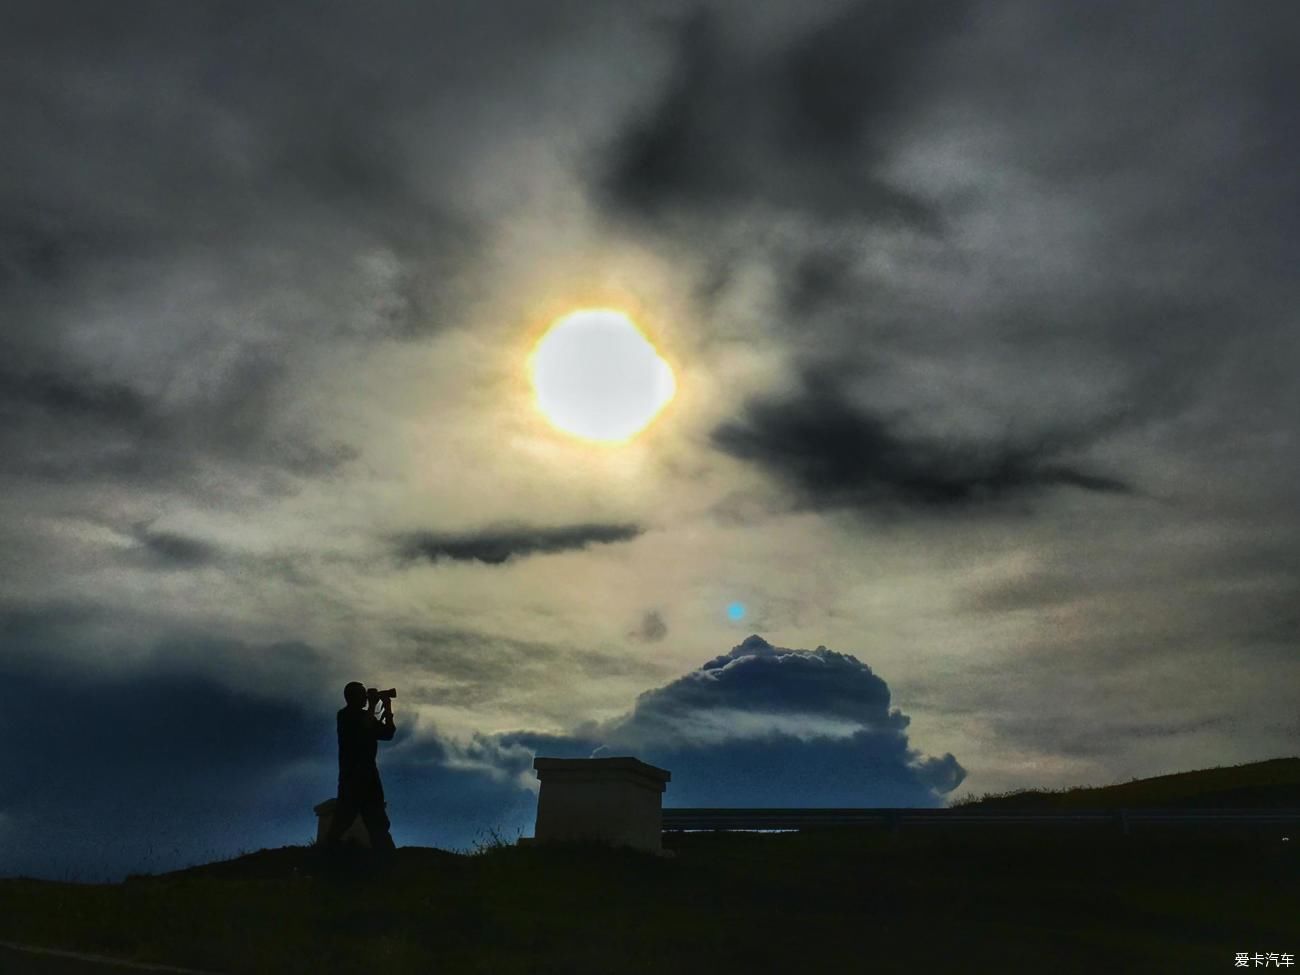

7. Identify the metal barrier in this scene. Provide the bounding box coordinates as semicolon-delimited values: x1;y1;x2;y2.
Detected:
661;807;1300;833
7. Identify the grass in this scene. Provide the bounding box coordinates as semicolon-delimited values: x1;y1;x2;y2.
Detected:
0;825;1294;974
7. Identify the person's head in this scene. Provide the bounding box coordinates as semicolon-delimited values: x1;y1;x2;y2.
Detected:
343;681;367;709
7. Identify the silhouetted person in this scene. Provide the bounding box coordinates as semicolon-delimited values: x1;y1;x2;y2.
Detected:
322;681;397;852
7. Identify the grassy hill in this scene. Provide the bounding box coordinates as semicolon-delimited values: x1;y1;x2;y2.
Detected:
1;829;1294;974
0;758;1296;974
951;756;1300;809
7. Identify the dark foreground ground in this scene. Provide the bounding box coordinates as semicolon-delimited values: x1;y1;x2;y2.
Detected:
0;825;1294;975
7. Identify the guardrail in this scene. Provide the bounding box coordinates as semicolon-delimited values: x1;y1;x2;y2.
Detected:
661;808;1300;833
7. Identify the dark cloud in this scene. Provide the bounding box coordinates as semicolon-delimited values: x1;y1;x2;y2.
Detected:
711;363;1131;512
0;341;359;492
781;247;860;319
777;2;972;157
126;521;220;569
0;3;481;249
607;0;1298;531
0;602;344;702
0;653;323;790
0;362;154;428
0;653;541;881
633;609;669;643
0;608;542;880
396;522;644;566
0;217;75;289
0;0;628;501
0;639;330;881
0;601;108;657
600;2;971;228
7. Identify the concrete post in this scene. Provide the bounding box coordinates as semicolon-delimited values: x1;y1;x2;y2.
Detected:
313;798;371;848
520;757;672;856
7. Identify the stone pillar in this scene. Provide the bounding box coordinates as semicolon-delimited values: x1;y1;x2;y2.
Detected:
521;756;672;855
313;798;371;848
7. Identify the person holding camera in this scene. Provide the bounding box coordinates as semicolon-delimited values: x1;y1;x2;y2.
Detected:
322;681;398;851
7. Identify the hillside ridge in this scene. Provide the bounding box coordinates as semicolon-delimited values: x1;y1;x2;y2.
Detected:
951;755;1300;809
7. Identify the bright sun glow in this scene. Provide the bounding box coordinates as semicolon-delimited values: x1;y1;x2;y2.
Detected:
529;309;676;443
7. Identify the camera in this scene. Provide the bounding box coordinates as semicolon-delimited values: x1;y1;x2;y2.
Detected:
368;687;397;702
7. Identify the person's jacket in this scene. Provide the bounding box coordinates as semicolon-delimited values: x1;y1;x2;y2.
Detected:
337;706;395;797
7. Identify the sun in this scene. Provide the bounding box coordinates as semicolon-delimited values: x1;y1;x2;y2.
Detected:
528;309;676;444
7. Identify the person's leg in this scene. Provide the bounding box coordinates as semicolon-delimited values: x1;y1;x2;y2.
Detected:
359;799;397;851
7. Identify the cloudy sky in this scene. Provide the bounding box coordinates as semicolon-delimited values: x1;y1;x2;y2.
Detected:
2;0;1297;881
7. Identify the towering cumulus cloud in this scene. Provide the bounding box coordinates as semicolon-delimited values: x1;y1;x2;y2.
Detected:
488;634;965;807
